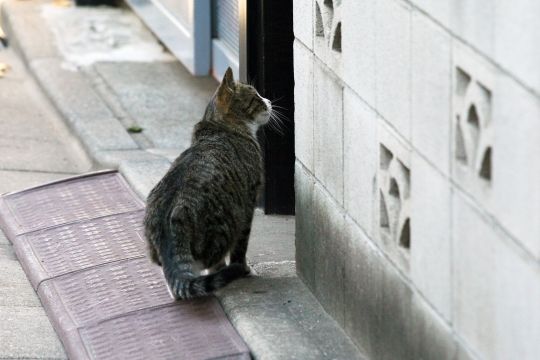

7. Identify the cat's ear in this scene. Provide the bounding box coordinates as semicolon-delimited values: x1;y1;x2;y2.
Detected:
216;67;235;107
222;67;235;87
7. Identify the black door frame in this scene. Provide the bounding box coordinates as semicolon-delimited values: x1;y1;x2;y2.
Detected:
240;0;295;215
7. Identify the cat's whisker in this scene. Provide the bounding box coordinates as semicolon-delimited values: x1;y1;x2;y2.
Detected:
271;96;284;104
269;104;288;111
270;112;288;128
271;106;287;116
272;116;285;127
266;112;287;135
270;110;287;120
272;108;287;119
270;124;285;136
265;117;283;135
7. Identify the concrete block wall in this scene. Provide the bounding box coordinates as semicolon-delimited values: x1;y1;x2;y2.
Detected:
293;1;540;359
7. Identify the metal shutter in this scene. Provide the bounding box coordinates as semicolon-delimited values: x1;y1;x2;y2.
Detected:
125;0;211;76
213;0;239;58
211;0;240;79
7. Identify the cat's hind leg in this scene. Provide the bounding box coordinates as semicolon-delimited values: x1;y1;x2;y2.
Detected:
206;257;227;274
148;242;161;266
230;226;256;276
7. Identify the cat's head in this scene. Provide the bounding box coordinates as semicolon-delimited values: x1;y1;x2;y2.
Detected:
211;67;272;134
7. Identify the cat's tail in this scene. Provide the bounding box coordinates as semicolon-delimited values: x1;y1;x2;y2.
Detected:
161;254;249;299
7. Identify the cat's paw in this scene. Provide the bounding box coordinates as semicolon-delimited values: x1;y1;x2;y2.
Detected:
231;262;256;276
244;265;257;277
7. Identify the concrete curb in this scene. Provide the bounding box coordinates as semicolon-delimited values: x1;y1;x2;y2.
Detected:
118;158;171;199
217;275;366;360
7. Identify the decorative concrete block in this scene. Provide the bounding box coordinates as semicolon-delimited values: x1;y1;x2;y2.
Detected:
411;13;452;175
411;0;451;28
494;0;540;108
410;153;452;321
342;0;376;106
313;62;344;203
455;345;476;360
294;40;315;171
453;193;540;359
375;0;412;140
313;0;343;77
452;43;496;208
408;293;459;360
376;122;411;272
293;0;314;49
311;182;346;325
343;218;459;360
343;89;378;237
450;0;495;57
295;162;316;287
492;75;540;258
342;218;384;357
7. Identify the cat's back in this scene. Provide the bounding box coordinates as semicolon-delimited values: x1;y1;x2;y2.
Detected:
180;129;261;192
148;124;261;210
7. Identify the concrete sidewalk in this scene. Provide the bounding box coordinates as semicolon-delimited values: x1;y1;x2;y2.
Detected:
0;0;366;358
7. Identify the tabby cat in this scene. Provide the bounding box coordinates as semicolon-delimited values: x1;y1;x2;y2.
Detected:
144;67;271;299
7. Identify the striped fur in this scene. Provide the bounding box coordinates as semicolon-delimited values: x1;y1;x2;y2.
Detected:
144;68;270;299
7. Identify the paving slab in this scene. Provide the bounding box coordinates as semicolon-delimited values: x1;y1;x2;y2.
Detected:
93;62;216;149
0;171;143;239
16;210;146;288
0;171;250;360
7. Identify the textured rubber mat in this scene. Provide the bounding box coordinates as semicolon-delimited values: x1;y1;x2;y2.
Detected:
0;170;250;360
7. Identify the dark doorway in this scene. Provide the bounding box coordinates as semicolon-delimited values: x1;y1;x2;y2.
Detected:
244;0;295;215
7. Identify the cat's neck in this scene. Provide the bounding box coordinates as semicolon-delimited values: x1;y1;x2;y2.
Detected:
194;118;257;142
202;103;260;138
246;123;260;137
